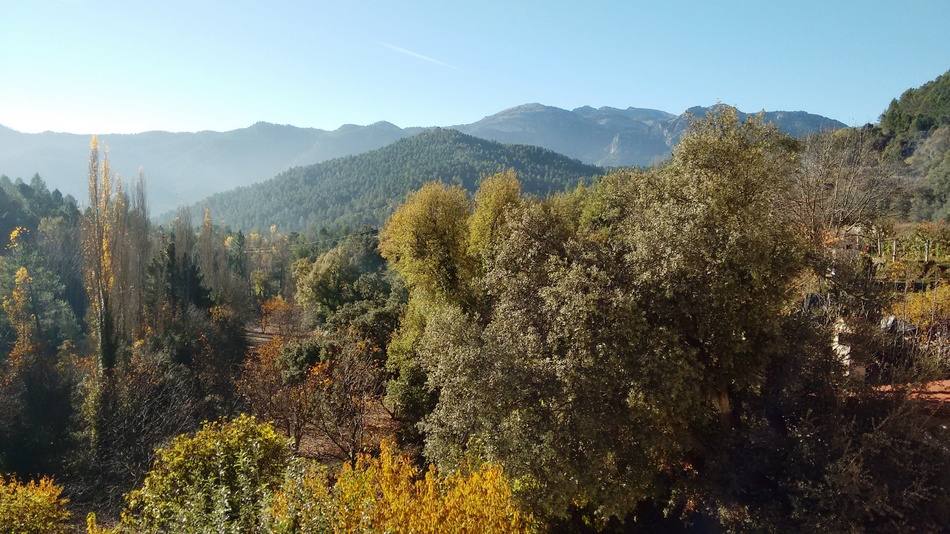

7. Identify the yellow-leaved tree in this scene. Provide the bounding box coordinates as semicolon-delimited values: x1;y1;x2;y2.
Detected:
82;135;117;372
2;266;38;363
379;174;522;447
467;169;522;262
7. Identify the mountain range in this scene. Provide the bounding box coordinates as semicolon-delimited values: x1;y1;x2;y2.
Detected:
0;104;845;212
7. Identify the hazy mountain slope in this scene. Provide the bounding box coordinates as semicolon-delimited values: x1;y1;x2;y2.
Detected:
0;122;417;212
454;103;673;167
456;104;846;167
183;128;602;232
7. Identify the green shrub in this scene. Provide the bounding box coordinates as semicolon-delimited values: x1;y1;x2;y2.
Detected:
120;414;290;533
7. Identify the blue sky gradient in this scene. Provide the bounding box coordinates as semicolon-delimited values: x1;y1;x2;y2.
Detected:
1;0;948;133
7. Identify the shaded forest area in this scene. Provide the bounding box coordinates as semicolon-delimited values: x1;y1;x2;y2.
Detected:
0;72;949;533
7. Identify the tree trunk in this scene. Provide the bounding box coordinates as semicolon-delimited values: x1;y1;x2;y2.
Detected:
715;388;732;430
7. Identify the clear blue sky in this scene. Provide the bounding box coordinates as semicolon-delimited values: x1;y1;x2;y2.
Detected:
1;0;948;133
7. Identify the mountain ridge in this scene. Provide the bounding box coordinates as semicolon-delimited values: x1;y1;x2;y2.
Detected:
454;103;845;167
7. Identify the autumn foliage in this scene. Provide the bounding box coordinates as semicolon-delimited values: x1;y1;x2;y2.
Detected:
894;283;950;337
264;441;534;533
112;416;531;532
0;476;71;534
2;104;950;531
238;337;324;451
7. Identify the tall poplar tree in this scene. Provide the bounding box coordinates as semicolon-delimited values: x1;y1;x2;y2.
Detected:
81;136;117;371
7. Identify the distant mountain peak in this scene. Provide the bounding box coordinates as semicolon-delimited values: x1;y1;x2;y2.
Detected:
368;120;401;130
245;121;314;135
250;121;289;129
496;103;563;115
673;104;846;140
511;102;548;110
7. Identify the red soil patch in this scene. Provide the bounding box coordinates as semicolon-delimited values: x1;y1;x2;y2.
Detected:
878;379;950;418
908;379;950;403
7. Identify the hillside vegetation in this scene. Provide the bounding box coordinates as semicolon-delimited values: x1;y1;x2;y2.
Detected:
875;70;950;220
881;70;950;156
184;128;603;232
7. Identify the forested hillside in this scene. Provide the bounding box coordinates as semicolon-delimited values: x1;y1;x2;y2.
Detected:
0;175;84;368
184;128;603;232
881;70;950;157
876;70;950;220
4;0;950;528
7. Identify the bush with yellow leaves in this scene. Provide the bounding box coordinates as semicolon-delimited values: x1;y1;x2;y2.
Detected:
264;441;534;533
85;512;115;534
259;460;333;533
0;475;71;534
894;283;950;337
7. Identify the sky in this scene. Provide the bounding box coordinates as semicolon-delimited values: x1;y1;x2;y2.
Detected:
1;0;948;134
